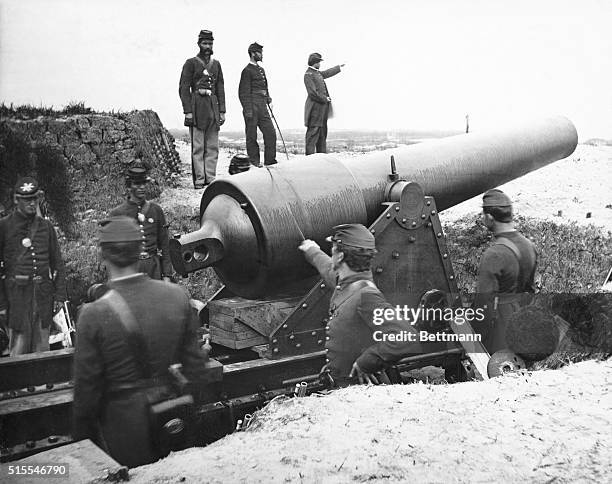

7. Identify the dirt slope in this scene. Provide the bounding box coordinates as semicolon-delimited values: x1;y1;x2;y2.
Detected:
132;359;612;483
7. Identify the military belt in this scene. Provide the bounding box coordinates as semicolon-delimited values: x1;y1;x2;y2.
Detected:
107;376;169;395
252;90;268;97
11;274;47;284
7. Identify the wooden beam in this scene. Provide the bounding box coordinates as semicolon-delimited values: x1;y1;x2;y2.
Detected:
0;349;74;392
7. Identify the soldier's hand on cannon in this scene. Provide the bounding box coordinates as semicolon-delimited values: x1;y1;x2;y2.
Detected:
298;239;320;252
184;113;194;127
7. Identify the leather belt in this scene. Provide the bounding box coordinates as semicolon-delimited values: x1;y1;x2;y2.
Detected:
11;274;47;284
139;252;156;260
252;90;268;96
107;377;169;395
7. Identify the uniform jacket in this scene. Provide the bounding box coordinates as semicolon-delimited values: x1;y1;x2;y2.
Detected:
0;210;66;330
72;273;208;468
109;198;172;277
304;65;341;127
238;63;271;118
304;246;420;378
179;55;226;129
476;230;537;297
474;230;537;352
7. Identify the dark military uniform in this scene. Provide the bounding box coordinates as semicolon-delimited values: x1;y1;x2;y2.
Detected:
109;199;171;279
475;231;537;353
238;43;277;166
0;179;66;355
302;225;420;381
475;189;537;354
73;218;207;468
304;53;342;155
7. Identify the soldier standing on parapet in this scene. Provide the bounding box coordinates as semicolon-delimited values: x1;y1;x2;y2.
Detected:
303;52;344;155
179;29;226;189
238;42;277;167
109;162;172;281
0;177;66;356
473;189;537;353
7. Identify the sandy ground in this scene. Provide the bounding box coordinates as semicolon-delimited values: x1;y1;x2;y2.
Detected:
132;359;612;483
161;142;612;232
145;140;612;483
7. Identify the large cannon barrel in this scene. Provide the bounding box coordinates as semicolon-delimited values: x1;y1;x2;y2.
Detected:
171;115;577;297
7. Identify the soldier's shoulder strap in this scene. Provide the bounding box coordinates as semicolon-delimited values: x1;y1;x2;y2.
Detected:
100;289;140;334
333;279;378;310
100;289;151;378
493;237;521;261
192;56;216;72
349;279;378;293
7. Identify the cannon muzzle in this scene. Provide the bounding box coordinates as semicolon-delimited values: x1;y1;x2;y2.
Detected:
171;115;577;297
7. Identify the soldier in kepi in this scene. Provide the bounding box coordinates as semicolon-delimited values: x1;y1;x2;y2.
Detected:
238;42;277;167
473;189;537;353
299;224;420;385
179;29;226;189
109;162;172;281
73;216;209;468
0;177;66;356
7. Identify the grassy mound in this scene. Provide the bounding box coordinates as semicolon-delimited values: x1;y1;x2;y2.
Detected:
444;213;612;294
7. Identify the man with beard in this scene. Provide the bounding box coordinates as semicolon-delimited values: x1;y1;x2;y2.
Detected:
179;29;226;188
0;177;66;355
238;42;277;167
299;224;420;385
109;163;172;281
303;53;344;155
473;189;537;353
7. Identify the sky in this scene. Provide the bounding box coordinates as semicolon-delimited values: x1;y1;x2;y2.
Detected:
1;0;612;139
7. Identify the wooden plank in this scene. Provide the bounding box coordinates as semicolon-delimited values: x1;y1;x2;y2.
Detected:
209;316;256;333
0;349;74;392
209;324;264;341
0;388;73;416
208;297;299;337
209;328;266;350
9;439;125;483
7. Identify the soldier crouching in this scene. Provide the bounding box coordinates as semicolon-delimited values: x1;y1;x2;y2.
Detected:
299;224;422;385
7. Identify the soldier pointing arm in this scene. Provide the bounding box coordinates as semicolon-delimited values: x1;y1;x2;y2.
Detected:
299;224;420;385
304;52;345;155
